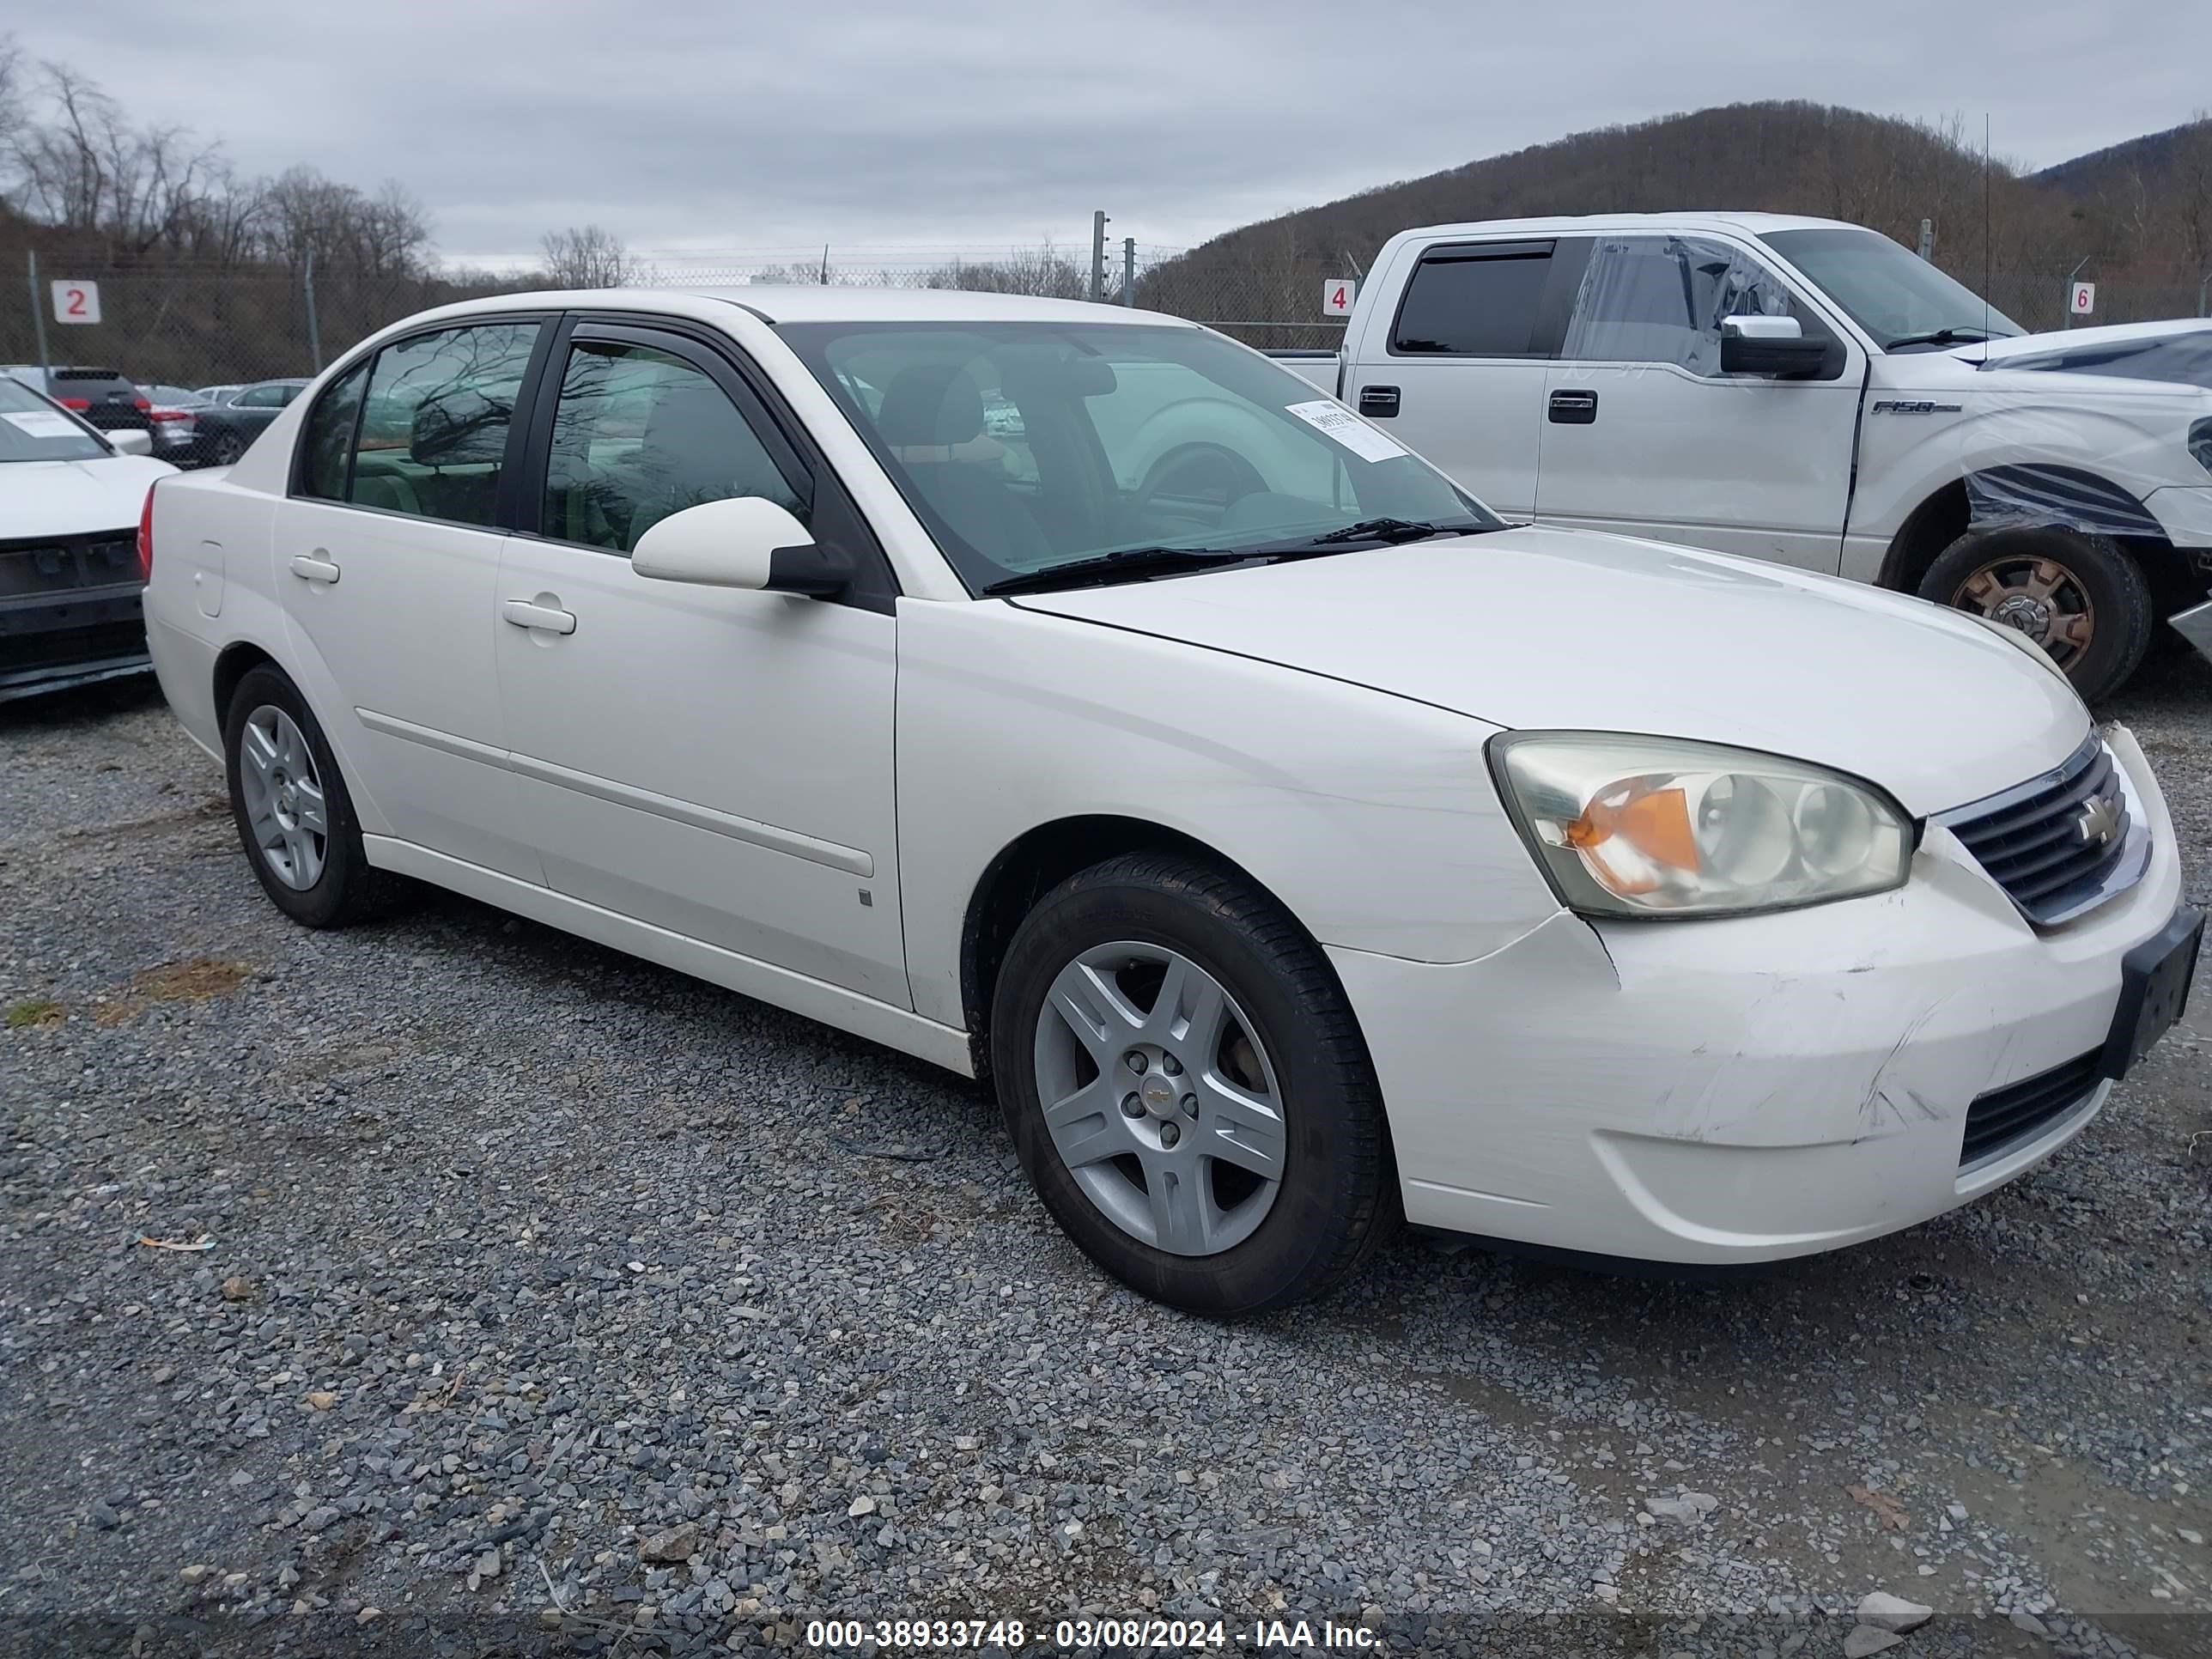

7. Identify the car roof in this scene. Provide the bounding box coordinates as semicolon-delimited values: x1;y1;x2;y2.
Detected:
1386;210;1869;242
391;285;1197;331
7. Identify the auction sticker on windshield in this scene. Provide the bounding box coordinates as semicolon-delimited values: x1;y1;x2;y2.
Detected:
1285;398;1407;464
3;410;82;440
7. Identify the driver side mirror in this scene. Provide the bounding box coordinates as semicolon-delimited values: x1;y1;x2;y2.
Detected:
631;496;850;597
109;428;154;456
1720;315;1835;380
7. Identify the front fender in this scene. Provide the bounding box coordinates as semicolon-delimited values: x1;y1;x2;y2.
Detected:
892;598;1563;1030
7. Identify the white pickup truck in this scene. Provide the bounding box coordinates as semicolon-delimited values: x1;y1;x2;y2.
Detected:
1276;212;2212;699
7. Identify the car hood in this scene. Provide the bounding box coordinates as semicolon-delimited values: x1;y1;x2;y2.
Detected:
1951;319;2212;392
0;455;172;540
1008;526;2088;817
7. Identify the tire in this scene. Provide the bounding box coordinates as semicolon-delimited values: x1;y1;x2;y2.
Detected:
989;851;1396;1315
210;432;246;466
222;665;410;927
1917;525;2154;702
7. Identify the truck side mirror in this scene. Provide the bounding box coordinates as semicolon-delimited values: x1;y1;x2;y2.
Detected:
1720;315;1835;380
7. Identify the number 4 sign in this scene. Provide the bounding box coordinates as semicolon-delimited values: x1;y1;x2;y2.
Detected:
1322;279;1357;318
2069;282;2095;317
51;280;101;325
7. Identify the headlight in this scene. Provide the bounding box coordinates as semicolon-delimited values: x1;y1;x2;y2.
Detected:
1489;733;1913;920
1963;609;2076;694
2190;416;2212;477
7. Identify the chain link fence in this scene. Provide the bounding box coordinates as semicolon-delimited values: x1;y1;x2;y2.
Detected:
2;247;2203;402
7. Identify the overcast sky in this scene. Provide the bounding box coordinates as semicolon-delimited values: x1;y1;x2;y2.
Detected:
15;0;2211;267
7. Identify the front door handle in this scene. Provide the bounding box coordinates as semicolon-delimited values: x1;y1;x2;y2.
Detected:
1548;389;1599;424
288;553;341;585
1357;385;1401;419
501;598;577;636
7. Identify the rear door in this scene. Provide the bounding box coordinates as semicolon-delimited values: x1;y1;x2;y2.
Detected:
1340;239;1577;517
274;315;554;880
1534;233;1863;570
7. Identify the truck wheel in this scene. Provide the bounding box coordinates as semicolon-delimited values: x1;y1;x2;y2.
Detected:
222;665;411;927
1918;526;2153;702
989;851;1396;1316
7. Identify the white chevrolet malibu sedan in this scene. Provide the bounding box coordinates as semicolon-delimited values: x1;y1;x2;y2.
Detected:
137;288;2198;1313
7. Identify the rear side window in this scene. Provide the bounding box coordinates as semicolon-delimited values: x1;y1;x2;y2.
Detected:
541;337;805;555
346;322;540;527
234;384;289;408
1391;248;1554;356
297;362;369;501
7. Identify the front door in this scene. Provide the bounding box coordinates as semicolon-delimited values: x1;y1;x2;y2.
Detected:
275;316;550;880
1534;234;1864;571
492;321;908;1006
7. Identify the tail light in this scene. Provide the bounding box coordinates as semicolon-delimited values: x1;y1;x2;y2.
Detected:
133;395;152;412
58;396;89;410
137;483;156;581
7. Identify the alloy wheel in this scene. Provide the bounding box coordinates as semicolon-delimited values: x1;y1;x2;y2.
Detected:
1031;941;1285;1256
236;704;328;890
1953;556;2094;666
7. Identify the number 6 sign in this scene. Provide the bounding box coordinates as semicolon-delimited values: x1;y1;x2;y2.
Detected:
2069;282;2095;317
51;280;102;325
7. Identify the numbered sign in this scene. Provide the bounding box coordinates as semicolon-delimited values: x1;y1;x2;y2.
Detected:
51;280;101;325
1322;279;1357;318
2069;282;2095;317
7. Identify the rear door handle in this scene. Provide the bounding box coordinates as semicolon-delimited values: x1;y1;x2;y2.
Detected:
1357;385;1401;419
1548;389;1599;424
501;598;577;635
288;553;341;584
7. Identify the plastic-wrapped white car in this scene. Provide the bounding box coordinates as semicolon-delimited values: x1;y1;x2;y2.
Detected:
137;288;2198;1311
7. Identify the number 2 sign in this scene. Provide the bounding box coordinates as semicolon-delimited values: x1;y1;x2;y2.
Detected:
51;280;101;325
1322;279;1357;318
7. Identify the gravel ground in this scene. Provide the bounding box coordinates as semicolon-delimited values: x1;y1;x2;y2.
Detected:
2;651;2209;1659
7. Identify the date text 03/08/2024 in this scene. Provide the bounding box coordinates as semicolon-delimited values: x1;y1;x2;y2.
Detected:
801;1617;1383;1650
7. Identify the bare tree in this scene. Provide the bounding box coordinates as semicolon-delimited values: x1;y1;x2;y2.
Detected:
540;224;638;289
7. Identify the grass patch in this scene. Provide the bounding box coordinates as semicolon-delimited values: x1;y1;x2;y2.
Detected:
5;998;65;1029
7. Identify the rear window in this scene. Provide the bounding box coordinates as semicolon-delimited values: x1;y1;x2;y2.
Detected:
51;368;127;384
1391;247;1555;357
0;377;107;462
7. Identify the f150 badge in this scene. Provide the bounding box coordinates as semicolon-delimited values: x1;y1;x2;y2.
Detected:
1871;399;1964;415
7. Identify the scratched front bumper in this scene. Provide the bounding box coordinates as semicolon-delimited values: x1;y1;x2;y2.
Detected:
1328;725;2184;1265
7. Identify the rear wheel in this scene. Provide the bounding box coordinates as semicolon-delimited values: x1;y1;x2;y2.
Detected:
210;431;246;466
1918;525;2153;702
990;852;1395;1315
222;665;410;927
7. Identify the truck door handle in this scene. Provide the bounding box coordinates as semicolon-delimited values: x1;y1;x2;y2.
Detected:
501;598;576;635
1357;386;1401;419
288;553;341;585
1548;389;1599;424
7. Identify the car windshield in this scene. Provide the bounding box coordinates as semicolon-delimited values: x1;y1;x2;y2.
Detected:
778;320;1496;593
1761;228;2023;350
0;376;108;463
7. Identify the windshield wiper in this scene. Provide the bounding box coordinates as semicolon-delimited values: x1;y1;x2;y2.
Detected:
1256;516;1497;553
981;546;1255;596
1885;326;2008;350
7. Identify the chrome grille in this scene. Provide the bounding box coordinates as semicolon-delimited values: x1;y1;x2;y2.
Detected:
1936;734;2146;927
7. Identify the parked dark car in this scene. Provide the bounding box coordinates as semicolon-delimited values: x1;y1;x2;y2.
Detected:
0;366;154;440
186;378;309;465
138;384;212;465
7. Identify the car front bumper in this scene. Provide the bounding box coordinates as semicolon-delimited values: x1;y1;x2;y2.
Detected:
0;583;150;702
1332;723;2188;1265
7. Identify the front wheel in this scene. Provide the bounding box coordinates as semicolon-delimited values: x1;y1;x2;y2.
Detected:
989;852;1395;1315
1918;526;2153;702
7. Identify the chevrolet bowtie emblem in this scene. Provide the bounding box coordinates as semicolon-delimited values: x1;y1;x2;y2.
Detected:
2075;794;2121;847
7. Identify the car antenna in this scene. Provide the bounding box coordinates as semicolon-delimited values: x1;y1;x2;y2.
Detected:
1982;113;1992;361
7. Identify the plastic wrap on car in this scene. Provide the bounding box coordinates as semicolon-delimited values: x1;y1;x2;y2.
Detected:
1560;235;1797;378
1963;463;2164;539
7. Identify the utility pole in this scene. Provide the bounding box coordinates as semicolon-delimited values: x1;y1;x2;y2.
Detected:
1121;237;1136;307
302;252;323;373
26;251;52;392
1917;219;1935;262
1089;210;1109;303
2200;268;2210;319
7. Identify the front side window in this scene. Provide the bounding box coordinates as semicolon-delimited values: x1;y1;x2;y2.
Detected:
236;384;289;409
347;322;540;526
780;320;1493;594
1562;235;1833;376
1390;248;1554;356
0;376;106;463
541;339;805;555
